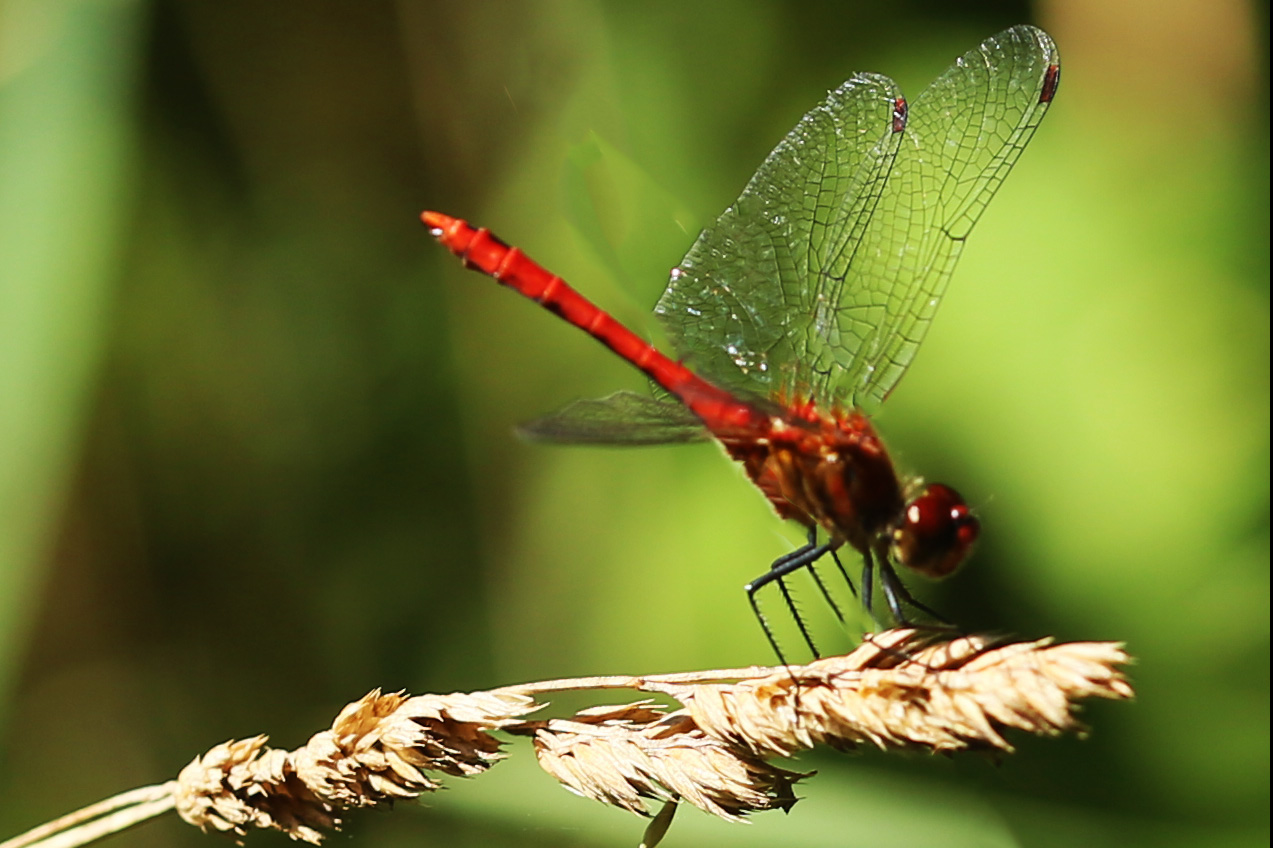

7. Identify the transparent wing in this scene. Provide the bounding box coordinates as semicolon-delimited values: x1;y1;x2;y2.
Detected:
655;71;905;404
517;391;709;445
655;25;1059;408
841;25;1059;405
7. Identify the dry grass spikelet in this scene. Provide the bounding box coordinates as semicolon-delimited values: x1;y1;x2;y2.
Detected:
171;735;334;845
528;702;807;823
682;630;1134;758
172;689;537;843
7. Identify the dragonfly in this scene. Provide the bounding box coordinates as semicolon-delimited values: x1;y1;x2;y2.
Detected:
424;25;1060;661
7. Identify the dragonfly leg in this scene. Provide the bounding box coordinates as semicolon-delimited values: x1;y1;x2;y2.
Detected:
877;557;955;627
829;546;857;598
860;549;877;624
797;527;849;626
775;575;818;658
879;558;909;624
747;586;787;667
746;534;834;661
806;562;845;625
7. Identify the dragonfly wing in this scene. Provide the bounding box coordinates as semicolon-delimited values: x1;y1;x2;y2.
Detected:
843;25;1060;406
517;390;709;445
654;25;1058;410
655;72;906;404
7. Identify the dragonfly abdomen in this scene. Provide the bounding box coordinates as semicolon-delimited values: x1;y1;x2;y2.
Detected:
423;211;768;434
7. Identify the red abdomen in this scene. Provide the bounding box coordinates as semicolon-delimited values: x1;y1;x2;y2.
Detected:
423;212;765;434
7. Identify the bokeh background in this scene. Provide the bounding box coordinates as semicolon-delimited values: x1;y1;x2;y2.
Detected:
0;1;1267;846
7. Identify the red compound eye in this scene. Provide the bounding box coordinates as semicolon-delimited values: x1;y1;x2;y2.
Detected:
892;483;979;578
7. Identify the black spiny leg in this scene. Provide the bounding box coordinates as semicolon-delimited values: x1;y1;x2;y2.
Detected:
860;548;877;625
775;576;817;658
746;533;834;663
877;557;954;627
799;527;850;626
867;555;960;669
829;547;857;598
806;565;845;626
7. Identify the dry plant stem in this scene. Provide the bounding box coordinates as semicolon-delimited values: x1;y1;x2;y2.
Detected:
495;665;778;696
2;630;1134;848
0;785;175;848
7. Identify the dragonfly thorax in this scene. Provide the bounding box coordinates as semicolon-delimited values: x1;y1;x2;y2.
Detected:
715;407;977;580
716;408;905;552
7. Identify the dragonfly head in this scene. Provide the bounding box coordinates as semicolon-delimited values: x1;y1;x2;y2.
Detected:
891;483;979;578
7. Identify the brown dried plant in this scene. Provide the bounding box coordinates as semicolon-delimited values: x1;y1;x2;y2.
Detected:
0;630;1133;848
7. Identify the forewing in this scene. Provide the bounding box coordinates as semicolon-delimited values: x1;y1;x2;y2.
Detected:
654;72;905;403
517;391;709;445
654;26;1059;409
843;25;1059;406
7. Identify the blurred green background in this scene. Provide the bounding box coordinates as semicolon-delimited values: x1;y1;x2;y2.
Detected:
0;1;1267;846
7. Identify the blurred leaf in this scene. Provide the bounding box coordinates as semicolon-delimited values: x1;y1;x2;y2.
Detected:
561;131;699;306
0;0;142;706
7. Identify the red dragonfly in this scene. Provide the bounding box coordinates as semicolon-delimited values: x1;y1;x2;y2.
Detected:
425;25;1060;659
